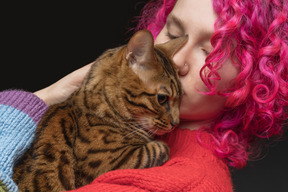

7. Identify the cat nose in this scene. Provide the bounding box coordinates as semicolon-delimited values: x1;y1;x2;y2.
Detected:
170;120;179;127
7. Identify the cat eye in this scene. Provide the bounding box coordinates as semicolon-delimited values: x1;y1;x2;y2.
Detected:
157;94;169;105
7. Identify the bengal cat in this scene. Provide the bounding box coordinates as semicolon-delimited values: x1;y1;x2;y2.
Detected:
13;30;187;192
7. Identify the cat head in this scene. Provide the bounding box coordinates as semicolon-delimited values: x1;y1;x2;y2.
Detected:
123;30;187;135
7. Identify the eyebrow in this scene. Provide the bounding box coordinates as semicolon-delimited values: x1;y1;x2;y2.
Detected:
160;86;170;95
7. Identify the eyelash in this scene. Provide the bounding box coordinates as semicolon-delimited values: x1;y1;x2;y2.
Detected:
202;48;210;56
166;32;179;40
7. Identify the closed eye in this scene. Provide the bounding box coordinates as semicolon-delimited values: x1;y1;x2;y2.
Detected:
201;48;210;56
166;32;179;40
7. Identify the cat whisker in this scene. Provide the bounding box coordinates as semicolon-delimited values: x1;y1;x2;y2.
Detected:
123;128;143;138
123;120;157;138
123;121;149;138
149;127;159;137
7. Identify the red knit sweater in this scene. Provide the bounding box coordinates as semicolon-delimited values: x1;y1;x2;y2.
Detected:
68;128;233;192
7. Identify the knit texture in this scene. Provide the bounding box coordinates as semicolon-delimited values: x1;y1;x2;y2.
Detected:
68;128;233;192
0;90;48;192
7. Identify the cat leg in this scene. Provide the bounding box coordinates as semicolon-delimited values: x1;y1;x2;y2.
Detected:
13;143;76;192
109;140;170;170
29;142;76;192
137;140;170;168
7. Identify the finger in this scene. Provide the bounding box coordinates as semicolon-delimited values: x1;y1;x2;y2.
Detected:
68;62;93;87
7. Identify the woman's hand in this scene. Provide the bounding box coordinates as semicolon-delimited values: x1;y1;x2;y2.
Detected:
34;63;92;106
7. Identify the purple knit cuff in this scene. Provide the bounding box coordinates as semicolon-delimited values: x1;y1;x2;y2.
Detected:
0;90;48;124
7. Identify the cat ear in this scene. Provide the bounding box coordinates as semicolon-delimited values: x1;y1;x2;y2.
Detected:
125;30;156;69
156;35;188;58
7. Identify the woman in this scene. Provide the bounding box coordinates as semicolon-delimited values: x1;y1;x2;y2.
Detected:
1;0;287;191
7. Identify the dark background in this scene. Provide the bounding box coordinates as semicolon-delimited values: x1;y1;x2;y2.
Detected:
1;1;287;191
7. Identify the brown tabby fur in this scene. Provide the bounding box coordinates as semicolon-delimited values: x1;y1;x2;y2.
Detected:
13;30;187;191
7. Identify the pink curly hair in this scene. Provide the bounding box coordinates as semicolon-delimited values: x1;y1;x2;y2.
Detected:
135;0;288;168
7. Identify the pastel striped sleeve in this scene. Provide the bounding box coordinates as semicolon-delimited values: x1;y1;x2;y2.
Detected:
0;90;48;192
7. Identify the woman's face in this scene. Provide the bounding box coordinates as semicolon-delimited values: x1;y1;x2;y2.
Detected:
155;0;239;122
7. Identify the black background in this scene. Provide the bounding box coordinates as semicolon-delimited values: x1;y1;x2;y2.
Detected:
1;1;287;191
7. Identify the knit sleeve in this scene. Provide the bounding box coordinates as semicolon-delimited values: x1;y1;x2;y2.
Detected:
0;90;48;192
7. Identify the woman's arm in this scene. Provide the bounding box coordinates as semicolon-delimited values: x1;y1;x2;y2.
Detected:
0;90;48;192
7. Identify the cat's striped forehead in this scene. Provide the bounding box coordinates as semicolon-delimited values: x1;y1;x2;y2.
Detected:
154;48;182;97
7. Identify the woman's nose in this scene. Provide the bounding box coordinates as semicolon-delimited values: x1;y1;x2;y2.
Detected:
173;48;189;76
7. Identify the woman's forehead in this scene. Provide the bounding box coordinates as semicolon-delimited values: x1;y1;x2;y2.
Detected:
171;0;216;33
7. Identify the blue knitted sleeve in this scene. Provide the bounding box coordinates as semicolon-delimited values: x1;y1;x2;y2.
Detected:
0;90;48;192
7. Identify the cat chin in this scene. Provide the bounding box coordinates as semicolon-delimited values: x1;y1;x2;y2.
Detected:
154;126;176;136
